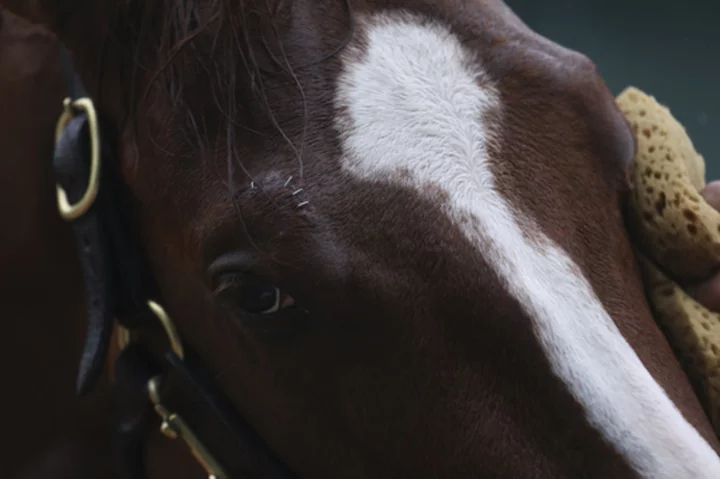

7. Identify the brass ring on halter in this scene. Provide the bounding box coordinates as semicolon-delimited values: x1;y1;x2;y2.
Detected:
55;97;101;221
147;300;185;360
116;301;184;356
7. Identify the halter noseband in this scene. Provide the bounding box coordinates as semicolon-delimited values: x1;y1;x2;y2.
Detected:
53;45;295;479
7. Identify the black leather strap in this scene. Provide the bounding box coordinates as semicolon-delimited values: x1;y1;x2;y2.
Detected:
59;46;86;103
113;344;161;479
53;113;117;394
54;46;157;395
164;351;296;478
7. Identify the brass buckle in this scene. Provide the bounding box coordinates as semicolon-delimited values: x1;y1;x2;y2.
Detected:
148;376;229;479
55;97;101;221
145;300;228;479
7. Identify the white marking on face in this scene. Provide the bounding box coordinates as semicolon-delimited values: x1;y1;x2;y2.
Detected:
334;12;720;478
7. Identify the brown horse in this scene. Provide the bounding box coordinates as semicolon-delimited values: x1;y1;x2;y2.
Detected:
3;0;720;477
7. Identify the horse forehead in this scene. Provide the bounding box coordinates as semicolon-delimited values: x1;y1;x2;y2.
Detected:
332;10;555;222
330;13;720;476
327;7;632;235
331;11;569;272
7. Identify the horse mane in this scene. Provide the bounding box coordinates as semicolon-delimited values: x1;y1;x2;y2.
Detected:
103;0;272;162
103;0;353;185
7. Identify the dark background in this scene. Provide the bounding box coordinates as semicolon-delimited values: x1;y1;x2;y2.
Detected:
506;0;718;178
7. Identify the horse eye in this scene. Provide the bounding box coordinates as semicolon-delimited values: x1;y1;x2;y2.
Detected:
215;274;294;315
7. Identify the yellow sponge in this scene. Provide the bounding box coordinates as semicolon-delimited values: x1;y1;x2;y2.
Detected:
618;87;720;436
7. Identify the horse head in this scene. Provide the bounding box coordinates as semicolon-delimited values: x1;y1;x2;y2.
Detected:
5;0;719;477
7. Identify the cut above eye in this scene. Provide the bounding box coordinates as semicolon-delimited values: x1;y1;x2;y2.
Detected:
215;273;295;316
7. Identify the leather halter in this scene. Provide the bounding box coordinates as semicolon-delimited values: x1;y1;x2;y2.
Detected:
53;46;295;479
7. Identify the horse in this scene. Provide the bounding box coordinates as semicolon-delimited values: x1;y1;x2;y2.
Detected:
2;0;720;477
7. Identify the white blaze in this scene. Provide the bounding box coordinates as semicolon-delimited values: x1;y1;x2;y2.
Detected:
334;12;720;478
